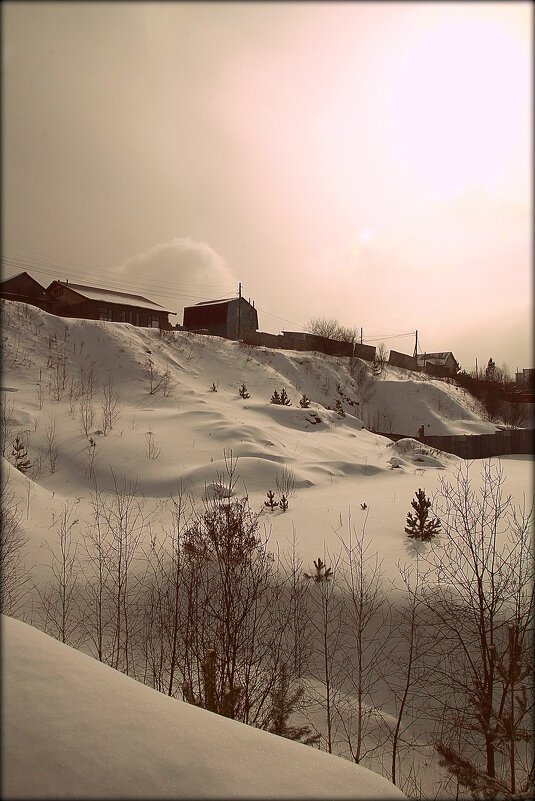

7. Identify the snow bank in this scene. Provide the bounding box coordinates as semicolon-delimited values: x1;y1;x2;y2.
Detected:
1;615;404;799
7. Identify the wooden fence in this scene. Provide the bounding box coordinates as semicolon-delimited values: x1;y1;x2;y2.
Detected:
372;428;534;459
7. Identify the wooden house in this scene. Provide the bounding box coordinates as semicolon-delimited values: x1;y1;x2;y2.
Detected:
46;280;176;329
183;296;258;340
0;271;54;311
416;352;460;377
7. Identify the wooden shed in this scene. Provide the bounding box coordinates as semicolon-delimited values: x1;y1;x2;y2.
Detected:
47;280;176;329
0;271;54;311
416;352;460;377
183;297;258;340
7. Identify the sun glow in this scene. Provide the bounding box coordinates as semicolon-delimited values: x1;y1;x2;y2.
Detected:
387;12;530;201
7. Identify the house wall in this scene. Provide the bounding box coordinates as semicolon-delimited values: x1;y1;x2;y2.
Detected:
226;299;259;340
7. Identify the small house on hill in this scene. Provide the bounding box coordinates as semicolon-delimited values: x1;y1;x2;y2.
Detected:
0;271;53;311
183;296;258;340
416;352;459;377
47;280;176;329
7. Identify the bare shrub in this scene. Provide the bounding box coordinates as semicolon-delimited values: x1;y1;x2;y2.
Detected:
145;430;161;460
276;466;297;499
1;398;15;457
100;374;121;434
79;396;95;436
44;417;60;474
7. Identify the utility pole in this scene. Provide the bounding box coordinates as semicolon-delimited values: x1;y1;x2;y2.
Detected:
237;282;242;341
413;330;418;358
360;327;363;344
475;357;478;379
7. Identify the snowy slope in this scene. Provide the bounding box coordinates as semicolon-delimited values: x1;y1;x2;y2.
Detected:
1;299;532;799
1;615;405;799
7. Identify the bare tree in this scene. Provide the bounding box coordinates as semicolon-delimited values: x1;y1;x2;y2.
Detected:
0;469;32;615
39;502;82;645
420;461;534;798
336;509;389;765
304;550;344;753
306;317;360;344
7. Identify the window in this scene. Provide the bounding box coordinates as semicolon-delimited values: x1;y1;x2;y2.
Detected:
118;310;126;322
151;316;160;329
99;308;112;321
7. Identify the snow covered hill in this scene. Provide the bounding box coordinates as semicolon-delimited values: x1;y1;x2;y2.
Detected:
1;299;532;799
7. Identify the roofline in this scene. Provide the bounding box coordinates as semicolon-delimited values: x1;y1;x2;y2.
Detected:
47;279;176;314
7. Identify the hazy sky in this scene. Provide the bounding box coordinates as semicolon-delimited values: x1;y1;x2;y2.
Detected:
2;2;532;372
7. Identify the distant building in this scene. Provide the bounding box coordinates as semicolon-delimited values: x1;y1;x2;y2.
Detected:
416;352;460;377
47;280;176;329
182;296;259;340
515;368;535;390
0;271;53;312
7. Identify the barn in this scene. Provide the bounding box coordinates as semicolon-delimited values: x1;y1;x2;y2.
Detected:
0;271;54;311
183;296;259;340
46;280;176;329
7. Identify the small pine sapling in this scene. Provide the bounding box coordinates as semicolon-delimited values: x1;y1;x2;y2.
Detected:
264;490;277;511
239;383;250;399
279;494;289;512
270;390;281;405
209;382;218;392
279;388;292;406
335;399;345;417
11;436;31;473
304;557;333;583
299;394;311;408
404;488;441;542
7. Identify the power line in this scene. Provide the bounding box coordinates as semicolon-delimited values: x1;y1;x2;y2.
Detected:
1;257;236;306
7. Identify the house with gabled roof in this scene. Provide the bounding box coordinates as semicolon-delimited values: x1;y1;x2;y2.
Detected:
0;271;54;312
183;296;258;340
46;280;176;329
416;351;460;377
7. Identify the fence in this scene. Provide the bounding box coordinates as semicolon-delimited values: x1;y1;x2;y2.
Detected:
373;428;535;459
242;330;376;361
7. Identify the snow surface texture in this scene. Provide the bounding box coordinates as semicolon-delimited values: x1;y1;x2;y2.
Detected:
1;614;405;799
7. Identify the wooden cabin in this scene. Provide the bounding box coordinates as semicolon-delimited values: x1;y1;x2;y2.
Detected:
416;352;460;377
46;280;176;329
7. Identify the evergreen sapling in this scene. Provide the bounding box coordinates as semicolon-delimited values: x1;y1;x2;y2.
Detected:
404;488;441;542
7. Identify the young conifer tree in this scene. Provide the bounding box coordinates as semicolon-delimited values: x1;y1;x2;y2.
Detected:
404;488;441;542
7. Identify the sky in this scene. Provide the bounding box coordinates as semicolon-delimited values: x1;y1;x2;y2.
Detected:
2;1;532;373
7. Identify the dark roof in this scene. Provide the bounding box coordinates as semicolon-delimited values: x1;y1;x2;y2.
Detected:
51;281;176;315
193;297;238;307
416;352;459;367
0;271;46;288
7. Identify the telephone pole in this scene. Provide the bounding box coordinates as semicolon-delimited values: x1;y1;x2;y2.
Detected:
413;330;418;358
237;282;242;341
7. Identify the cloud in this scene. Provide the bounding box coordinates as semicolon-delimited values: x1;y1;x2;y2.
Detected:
112;237;237;313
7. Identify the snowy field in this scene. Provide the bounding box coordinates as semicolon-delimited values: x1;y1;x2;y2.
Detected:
1;299;533;799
